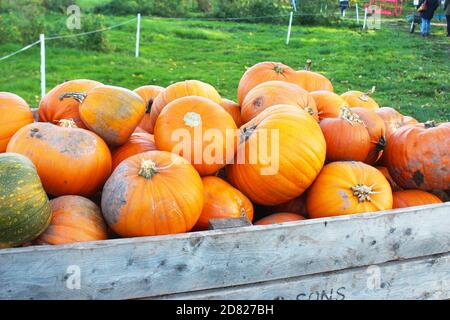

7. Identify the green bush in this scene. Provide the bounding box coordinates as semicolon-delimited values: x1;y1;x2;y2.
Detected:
93;0;196;17
42;0;74;13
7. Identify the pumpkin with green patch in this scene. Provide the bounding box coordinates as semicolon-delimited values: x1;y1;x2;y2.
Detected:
0;153;51;248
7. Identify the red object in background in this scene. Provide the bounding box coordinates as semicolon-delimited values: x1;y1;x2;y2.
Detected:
366;0;404;16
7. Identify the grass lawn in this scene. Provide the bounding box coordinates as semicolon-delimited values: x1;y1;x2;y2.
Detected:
0;15;448;121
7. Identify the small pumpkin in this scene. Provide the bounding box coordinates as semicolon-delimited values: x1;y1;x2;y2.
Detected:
385;121;450;190
38;79;102;128
149;80;222;134
341;88;379;111
220;98;242;127
295;60;334;93
61;85;145;146
7;122;112;197
311;90;348;120
0;92;34;152
255;213;305;225
227;105;326;206
111;132;157;170
392;190;442;209
307;161;393;218
101;150;204;237
134;85;165;133
0;153;51;248
319;107;371;162
270;194;308;218
194;176;254;230
241;80;318;123
154;96;237;176
376;166;403;192
36;196;108;245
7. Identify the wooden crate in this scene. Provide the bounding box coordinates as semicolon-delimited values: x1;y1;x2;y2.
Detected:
0;203;449;300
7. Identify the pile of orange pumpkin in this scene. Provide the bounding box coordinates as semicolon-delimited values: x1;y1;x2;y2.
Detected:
0;60;448;248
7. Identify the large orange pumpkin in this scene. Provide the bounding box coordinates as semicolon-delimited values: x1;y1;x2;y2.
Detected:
376;166;403;192
154;96;237;176
385;121;450;190
375;107;405;139
295;60;334;93
133;85;164;133
194;176;254;230
255;213;305;225
227;105;326;206
7;122;112;197
149;80;222;134
307;161;393;218
36;196;108;245
392;190;442;209
351;107;386;165
220;98;242;127
341;89;379;111
237;61;304;105
111;132;157;170
241;80;318;123
0;92;34;152
38;79;102;129
101;150;204;237
311;90;348;120
403;115;418;125
61;85;145;146
319;107;371;162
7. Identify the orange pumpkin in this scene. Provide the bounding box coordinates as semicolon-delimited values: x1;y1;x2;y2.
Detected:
194;176;254;230
36;196;108;245
61;85;145;147
341;89;379;111
402;115;418;125
0;92;34;152
375;107;405;139
295;60;334;93
311;90;348;120
351;107;386;165
38;79;102;128
220;98;242;127
101;150;204;237
134;85;164;133
241;80;318;123
111;132;157;170
385;121;450;190
149;80;222;134
307;161;393;218
227;105;326;206
319;107;371;162
7;122;111;197
237;61;304;105
271;194;308;218
376;166;403;192
392;190;442;209
255;213;305;225
154;96;237;176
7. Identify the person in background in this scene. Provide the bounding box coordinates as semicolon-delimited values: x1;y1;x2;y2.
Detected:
445;0;450;36
418;0;440;37
339;0;350;17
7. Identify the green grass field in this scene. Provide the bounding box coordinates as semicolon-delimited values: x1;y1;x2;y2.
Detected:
0;15;449;121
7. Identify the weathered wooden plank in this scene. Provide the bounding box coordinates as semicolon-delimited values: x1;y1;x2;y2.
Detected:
208;217;252;230
0;203;449;300
153;253;450;300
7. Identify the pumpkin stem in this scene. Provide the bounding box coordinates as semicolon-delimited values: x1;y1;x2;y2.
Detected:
360;86;376;101
351;184;375;203
145;98;153;114
339;106;363;125
59;92;87;103
183;112;202;128
274;65;285;74
58;119;77;128
240;125;257;144
305;59;312;71
138;159;158;179
304;106;317;118
424;120;436;128
375;135;386;151
240;208;247;218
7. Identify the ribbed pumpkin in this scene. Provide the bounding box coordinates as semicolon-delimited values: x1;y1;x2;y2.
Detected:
0;153;51;248
271;194;308;218
351;107;386;165
241;80;318;123
38;79;102;129
237;61;303;105
149;80;222;134
310;90;348;120
154;96;237;176
376;166;403;192
392;190;442;209
36;196;108;245
307;161;393;218
194;176;254;230
101;150;204;237
403;115;418;125
295;60;334;93
133;85;164;133
0;92;34;152
61;85;145;146
320;107;371;162
227;105;326;206
341;89;379;111
385;121;450;190
255;213;305;225
220;98;242;127
7;122;112;197
111;132;157;170
375;107;405;138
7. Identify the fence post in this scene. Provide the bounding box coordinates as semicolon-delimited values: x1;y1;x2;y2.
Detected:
286;11;293;45
356;3;360;24
362;7;368;30
135;13;141;58
40;34;46;98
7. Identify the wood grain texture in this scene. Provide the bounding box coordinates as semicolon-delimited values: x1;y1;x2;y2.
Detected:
0;203;449;300
208;217;252;230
